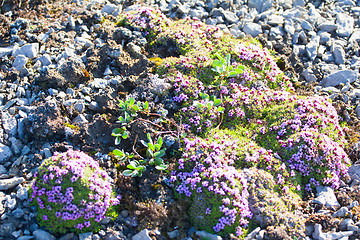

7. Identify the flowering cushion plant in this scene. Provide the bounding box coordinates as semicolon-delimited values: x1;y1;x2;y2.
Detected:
29;150;120;234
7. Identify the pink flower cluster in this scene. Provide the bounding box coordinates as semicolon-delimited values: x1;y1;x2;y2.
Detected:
29;150;120;234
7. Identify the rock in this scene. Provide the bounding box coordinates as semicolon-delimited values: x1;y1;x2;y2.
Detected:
0;223;15;237
73;114;88;124
0;143;13;163
223;11;238;23
5;196;16;209
336;13;354;38
101;4;120;16
196;231;222;240
306;36;320;61
244;227;261;240
150;75;172;96
58;233;75;240
126;42;142;55
247;0;272;13
36;54;52;66
33;230;56;240
12;208;25;218
79;232;92;240
301;20;314;31
313;186;340;208
313;223;322;240
10;137;23;155
12;55;28;71
340;219;354;231
320;70;358;87
317;21;337;32
17;236;35;240
2;111;17;136
243;22;262;37
13;43;39;58
332;44;346;65
327;231;354;239
333;207;350;218
167;230;179;239
132;229;151;240
0;177;24;190
0;47;13;58
349;30;360;43
293;0;305;7
268;15;284;25
302;69;317;82
348;225;359;232
16;186;28;200
74;37;93;48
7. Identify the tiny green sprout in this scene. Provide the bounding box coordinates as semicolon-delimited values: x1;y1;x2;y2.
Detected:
112;149;134;163
123;160;146;177
141;133;168;171
112;127;129;145
193;93;225;113
211;53;245;85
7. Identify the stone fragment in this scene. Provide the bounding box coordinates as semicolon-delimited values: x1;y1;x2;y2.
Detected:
319;32;331;45
4;196;16;209
333;207;350;218
301;20;313;31
167;230;179;239
0;47;13;58
16;186;28;200
0;223;15;237
244;227;261;240
79;232;92;240
301;69;317;82
73;114;88;124
36;54;52;66
33;230;56;240
12;43;39;58
306;36;320;61
12;208;24;218
223;11;238;23
320;70;358;87
0;143;13;163
317;21;337;32
349;30;360;43
195;231;222;240
2;112;18;136
12;55;28;71
243;22;262;37
132;229;151;240
313;186;340;208
0;177;24;190
248;0;272;13
332;44;346;64
17;236;34;240
336;13;354;38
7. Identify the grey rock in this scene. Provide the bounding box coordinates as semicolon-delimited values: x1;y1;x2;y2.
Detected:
319;32;331;45
33;230;56;240
336;13;354;38
167;230;179;239
317;21;337;32
306;36;320;61
61;47;76;59
0;223;15;237
355;105;360;119
332;44;346;65
301;20;314;31
17;236;34;240
5;196;17;209
349;201;359;208
79;232;92;240
340;219;354;231
313;186;340;208
244;227;261;240
73;114;88;124
75;37;93;48
121;210;129;218
104;66;112;76
16;186;28;201
12;208;25;218
195;231;222;240
349;30;360;43
248;0;273;13
333;207;350;218
348;225;359;232
268;15;284;26
302;69;317;82
0;47;13;58
68;16;76;30
88;78;110;89
0;177;24;190
150;75;172;96
74;102;85;113
284;20;295;35
223;11;238;23
189;7;208;19
320;70;358;87
313;223;322;240
132;229;151;240
0;165;6;174
293;0;305;7
101;4;119;15
328;231;354;239
13;43;39;58
177;4;191;15
59;233;75;240
0;143;13;163
36;54;52;66
92;234;101;240
243;22;262;37
127;42;142;55
12;55;28;71
9;137;22;155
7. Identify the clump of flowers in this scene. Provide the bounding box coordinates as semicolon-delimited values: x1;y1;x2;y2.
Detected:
170;135;252;237
29;150;120;234
118;7;170;41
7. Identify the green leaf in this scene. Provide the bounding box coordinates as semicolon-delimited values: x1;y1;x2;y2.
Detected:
154;157;163;165
229;71;238;77
148;142;155;152
147;133;153;145
154;150;165;158
115;137;121;145
148;148;154;157
214;99;221;106
155;164;167;170
140;140;148;147
122;131;129;139
129;98;135;107
154;143;161;151
212;60;222;67
226;54;231;65
112;128;122;135
217;107;225;113
131;170;140;177
128;161;139;169
113;149;124;157
122;170;133;177
132;105;139;112
157;137;163;147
